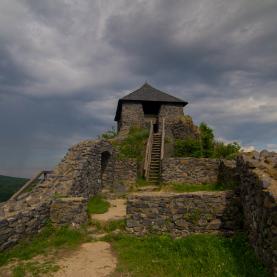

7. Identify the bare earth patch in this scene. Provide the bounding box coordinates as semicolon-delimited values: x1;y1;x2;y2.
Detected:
54;242;116;277
91;199;126;221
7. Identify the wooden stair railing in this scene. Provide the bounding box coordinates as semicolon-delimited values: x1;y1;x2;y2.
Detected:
148;133;162;185
161;117;165;160
144;121;154;180
10;170;53;201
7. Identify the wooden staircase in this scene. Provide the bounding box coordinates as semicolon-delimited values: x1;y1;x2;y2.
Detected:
144;118;165;185
148;133;162;185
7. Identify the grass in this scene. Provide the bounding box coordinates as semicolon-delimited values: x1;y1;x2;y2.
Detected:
112;127;149;161
0;175;28;202
87;195;110;214
12;260;59;277
162;182;237;192
136;176;151;187
107;233;269;277
0;223;90;267
90;219;126;233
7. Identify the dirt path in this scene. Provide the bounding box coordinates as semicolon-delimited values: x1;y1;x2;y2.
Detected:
1;198;125;277
91;198;126;222
55;198;126;277
54;242;116;277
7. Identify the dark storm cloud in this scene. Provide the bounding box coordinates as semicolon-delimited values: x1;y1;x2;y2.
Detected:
105;0;277;87
0;0;277;176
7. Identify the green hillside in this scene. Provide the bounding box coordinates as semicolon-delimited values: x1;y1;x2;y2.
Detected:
0;175;28;203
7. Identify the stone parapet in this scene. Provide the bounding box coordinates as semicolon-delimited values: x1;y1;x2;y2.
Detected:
126;191;242;236
161;158;219;184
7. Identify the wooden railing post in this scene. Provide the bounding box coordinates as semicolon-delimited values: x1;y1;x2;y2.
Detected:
144;121;154;180
161;117;165;160
9;170;53;201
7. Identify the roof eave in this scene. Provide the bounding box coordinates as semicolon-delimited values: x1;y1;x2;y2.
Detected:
114;99;188;122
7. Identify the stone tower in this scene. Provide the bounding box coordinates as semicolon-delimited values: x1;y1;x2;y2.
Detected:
114;83;188;133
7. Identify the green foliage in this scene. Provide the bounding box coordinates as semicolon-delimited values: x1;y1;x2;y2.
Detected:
87;196;110;214
0;175;28;203
0;223;89;267
162;182;236;192
174;138;202;157
174;122;241;159
113;127;149;161
98;126;117;140
199;123;214;158
214;141;241;159
136;176;150;187
107;233;269;277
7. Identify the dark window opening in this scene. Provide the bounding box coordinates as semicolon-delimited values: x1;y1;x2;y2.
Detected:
142;101;161;115
101;151;111;177
153;123;159;133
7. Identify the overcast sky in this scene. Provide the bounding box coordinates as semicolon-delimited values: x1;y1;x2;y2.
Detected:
0;0;277;177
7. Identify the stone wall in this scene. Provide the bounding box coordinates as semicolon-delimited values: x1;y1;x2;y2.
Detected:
158;104;184;124
218;160;239;186
0;201;50;251
113;159;137;191
127;191;242;236
237;151;277;275
50;197;88;227
0;139;137;250
161;158;219;184
102;155;138;192
118;103;145;132
168;115;199;140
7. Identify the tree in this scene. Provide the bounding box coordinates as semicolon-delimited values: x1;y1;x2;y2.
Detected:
199;123;214;158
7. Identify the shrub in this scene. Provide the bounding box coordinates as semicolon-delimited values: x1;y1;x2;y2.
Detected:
174;138;202;157
199;123;214;158
113;127;149;161
98;126;117;140
213;141;241;159
174;122;241;160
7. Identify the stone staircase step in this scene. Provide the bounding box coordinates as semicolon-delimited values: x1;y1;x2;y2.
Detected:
137;186;159;192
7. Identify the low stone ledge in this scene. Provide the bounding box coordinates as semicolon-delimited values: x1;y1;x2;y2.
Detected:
126;191;242;237
50;197;88;227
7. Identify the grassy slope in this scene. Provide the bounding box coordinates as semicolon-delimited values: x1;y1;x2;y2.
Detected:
0;209;269;276
0;223;90;277
87;195;110;214
108;234;269;277
161;183;236;192
0;175;28;202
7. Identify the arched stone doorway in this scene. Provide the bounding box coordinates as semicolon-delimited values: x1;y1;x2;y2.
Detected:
100;150;113;189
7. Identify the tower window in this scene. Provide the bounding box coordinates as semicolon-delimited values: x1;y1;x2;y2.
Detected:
142;101;161;115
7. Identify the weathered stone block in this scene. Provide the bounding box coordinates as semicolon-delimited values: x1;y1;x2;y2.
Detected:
50;197;88;227
161;158;219;184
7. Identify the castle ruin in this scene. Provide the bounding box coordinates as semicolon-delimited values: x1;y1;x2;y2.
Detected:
0;83;276;275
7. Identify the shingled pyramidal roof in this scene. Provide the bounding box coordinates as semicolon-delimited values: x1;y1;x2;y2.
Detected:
115;83;188;121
